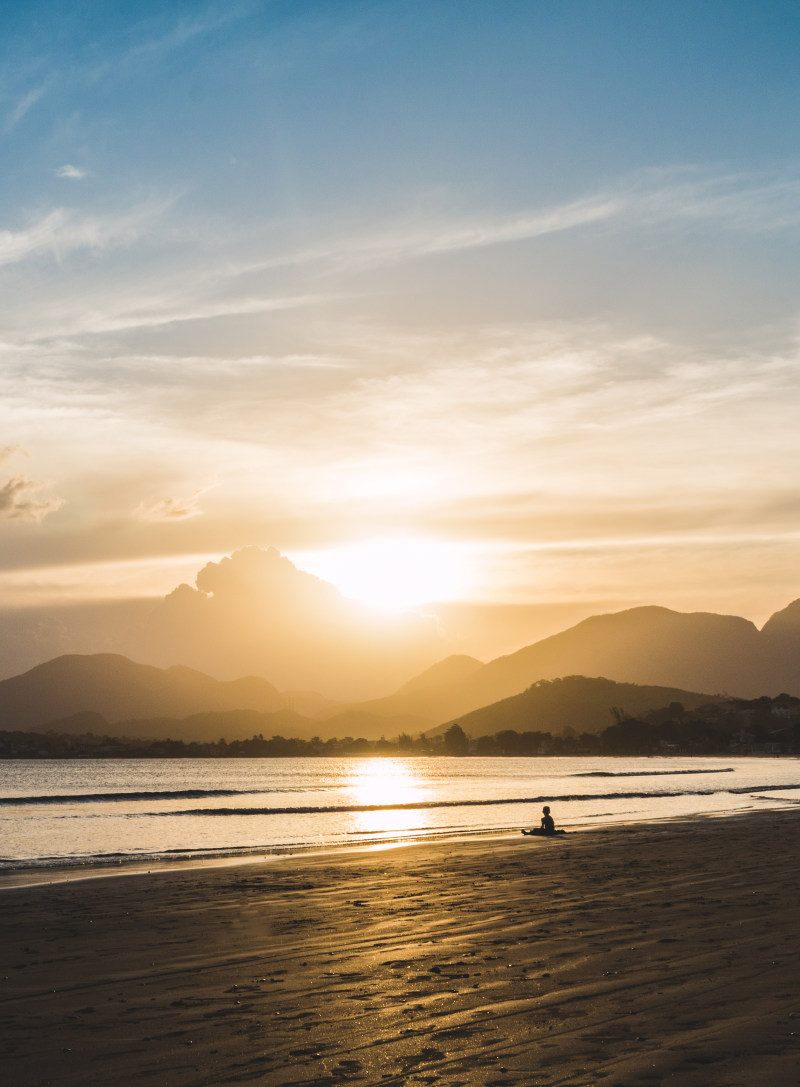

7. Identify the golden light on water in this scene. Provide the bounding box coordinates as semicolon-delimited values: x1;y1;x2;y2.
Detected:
348;758;431;837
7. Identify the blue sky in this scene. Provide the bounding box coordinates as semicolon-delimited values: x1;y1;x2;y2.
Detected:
2;0;800;644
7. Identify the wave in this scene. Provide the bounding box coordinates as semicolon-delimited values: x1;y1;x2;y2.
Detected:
0;788;264;806
576;768;734;778
0;826;509;875
4;778;797;813
162;782;800;817
0;844;303;874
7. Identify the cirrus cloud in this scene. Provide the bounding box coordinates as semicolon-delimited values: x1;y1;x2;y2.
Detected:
135;486;210;522
0;197;172;268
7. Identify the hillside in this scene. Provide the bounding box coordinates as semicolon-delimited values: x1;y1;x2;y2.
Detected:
325;654;487;727
0;654;284;731
332;601;800;726
391;655;484;695
437;607;754;721
436;675;719;738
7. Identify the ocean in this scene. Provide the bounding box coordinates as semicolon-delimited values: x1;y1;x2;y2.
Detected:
1;755;799;876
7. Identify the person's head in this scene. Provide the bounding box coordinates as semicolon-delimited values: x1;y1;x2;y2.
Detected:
542;805;550;815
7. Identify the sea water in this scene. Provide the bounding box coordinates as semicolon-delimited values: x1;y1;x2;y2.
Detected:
1;755;799;873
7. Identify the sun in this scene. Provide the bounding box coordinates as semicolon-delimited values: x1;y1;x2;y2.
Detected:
293;536;470;612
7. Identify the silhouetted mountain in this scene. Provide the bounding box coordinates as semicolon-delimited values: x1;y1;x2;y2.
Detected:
0;654;284;731
43;710;110;734
329;655;487;726
758;600;800;690
452;606;760;711
760;598;800;639
6;599;800;741
392;655;484;695
436;676;719;738
334;601;800;726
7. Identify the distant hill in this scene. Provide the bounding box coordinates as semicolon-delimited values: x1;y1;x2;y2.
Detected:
333;601;800;727
435;675;720;738
449;606;760;713
5;598;800;742
758;599;800;691
392;655;484;695
0;654;284;731
324;654;486;728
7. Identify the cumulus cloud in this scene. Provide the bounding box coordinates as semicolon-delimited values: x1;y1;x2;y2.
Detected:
132;547;442;698
193;547;344;608
0;476;63;521
55;164;89;180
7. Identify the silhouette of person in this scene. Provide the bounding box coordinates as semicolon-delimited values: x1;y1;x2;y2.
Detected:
522;804;558;836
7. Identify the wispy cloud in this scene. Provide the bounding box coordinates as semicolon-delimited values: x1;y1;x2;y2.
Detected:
209;167;800;287
0;476;63;522
619;166;800;232
123;4;246;67
73;3;248;91
414;196;624;256
81;292;323;336
135;490;206;522
14;290;327;343
361;168;800;267
3;82;48;132
0;198;171;268
326;194;623;270
215;195;624;280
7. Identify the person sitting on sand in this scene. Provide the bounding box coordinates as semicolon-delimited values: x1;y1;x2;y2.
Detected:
521;804;559;836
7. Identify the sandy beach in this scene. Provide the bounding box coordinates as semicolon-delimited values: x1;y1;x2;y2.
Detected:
2;811;800;1086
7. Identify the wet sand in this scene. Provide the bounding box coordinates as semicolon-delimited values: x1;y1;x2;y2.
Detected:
2;811;800;1086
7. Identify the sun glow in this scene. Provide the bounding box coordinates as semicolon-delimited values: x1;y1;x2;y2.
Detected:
349;758;422;806
348;759;430;837
292;537;471;612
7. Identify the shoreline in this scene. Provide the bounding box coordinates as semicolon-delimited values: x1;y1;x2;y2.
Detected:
2;808;799;1085
3;801;799;890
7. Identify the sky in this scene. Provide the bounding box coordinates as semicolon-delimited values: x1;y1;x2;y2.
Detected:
2;0;800;688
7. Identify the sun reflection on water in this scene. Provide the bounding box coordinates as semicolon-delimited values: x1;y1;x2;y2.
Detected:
347;758;431;837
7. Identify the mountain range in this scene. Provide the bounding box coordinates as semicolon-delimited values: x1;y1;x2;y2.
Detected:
2;598;799;741
336;600;800;728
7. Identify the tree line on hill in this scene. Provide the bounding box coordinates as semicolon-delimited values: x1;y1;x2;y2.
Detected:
2;693;798;758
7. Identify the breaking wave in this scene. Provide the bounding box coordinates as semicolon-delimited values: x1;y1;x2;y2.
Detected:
0;788;261;806
576;768;734;778
165;782;800;817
